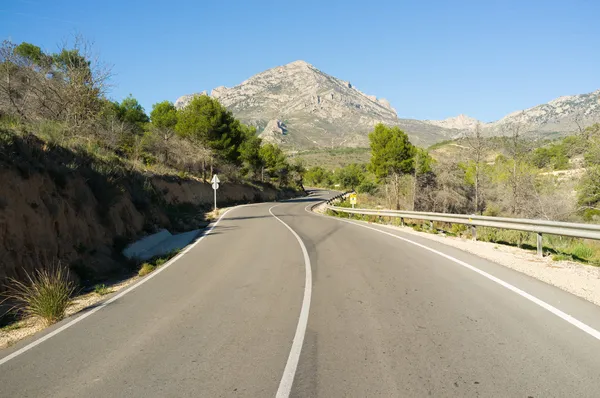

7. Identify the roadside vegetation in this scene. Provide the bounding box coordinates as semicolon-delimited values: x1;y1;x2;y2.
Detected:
0;38;304;332
0;38;303;187
314;122;600;265
4;265;75;326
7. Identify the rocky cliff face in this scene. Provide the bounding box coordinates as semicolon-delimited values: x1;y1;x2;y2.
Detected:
176;60;458;148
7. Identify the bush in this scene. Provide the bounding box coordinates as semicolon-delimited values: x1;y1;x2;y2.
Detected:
450;223;468;236
138;263;155;277
5;265;76;326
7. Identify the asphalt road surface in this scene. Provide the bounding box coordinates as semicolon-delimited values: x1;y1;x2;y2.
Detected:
3;189;600;397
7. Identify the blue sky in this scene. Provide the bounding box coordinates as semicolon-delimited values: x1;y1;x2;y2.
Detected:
1;0;599;122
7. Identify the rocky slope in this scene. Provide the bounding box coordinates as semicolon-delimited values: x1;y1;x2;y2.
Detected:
176;61;458;148
177;61;600;147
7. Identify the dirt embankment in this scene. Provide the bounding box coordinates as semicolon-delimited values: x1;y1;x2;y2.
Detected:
0;131;298;294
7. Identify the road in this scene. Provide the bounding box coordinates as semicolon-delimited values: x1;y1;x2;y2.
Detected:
3;189;600;397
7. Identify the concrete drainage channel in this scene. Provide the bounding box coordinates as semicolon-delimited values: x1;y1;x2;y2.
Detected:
122;228;203;261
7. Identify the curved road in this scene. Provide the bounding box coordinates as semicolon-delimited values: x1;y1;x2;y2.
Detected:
3;190;600;397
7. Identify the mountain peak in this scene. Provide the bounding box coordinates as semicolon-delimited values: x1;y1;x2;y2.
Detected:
176;60;405;148
285;60;312;68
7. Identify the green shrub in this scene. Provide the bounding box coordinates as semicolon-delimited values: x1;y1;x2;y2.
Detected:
93;284;111;296
5;265;76;326
138;263;155;277
154;257;167;267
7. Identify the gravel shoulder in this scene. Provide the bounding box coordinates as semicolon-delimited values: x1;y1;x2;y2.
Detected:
369;220;600;307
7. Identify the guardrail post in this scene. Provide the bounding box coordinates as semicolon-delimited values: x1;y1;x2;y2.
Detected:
429;220;434;231
537;233;543;257
471;225;477;241
400;217;404;227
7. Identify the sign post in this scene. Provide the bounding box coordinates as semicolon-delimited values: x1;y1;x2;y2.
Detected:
211;174;220;210
349;192;357;209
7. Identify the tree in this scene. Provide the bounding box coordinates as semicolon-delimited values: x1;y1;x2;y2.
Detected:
239;132;263;178
368;124;416;209
117;95;149;133
150;101;178;163
259;143;289;185
412;147;435;210
336;163;365;190
464;123;486;213
0;38;110;130
502;118;533;216
368;123;415;180
176;95;246;163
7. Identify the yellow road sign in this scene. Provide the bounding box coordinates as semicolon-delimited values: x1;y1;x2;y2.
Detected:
349;193;357;205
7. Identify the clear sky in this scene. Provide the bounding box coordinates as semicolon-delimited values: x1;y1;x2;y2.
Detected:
2;0;599;122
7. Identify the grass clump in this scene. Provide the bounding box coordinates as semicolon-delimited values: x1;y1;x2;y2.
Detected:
93;284;111;296
138;263;155;277
4;265;75;326
552;253;573;262
570;244;595;261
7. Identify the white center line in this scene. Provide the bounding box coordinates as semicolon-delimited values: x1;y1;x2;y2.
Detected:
269;204;312;398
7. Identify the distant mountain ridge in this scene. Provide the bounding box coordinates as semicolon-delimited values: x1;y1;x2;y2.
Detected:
176;61;600;148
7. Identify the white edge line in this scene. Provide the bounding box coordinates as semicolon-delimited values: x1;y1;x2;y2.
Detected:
0;205;243;367
270;204;312;398
307;198;600;342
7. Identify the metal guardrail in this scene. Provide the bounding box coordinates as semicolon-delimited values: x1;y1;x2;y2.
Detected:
325;192;600;256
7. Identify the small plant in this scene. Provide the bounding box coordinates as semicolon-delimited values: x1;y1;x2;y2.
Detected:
4;265;75;326
154;258;167;267
93;284;111;296
552;254;573;262
138;263;155;277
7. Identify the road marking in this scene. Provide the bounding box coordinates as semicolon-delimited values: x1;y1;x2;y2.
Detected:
269;204;312;398
317;211;600;342
0;206;241;367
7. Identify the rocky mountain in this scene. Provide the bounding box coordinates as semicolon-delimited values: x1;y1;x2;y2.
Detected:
175;60;458;148
425;114;481;131
176;61;600;148
486;89;600;136
427;90;600;138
